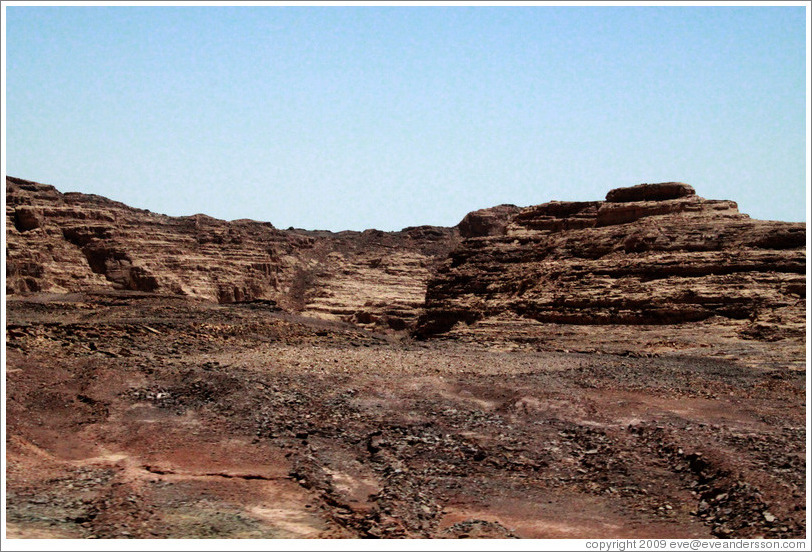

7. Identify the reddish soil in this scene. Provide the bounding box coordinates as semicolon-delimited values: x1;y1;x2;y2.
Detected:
5;291;806;539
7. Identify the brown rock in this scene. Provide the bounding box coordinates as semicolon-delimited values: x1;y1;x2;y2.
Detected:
7;176;805;342
416;183;805;339
5;176;459;331
605;182;696;202
13;206;43;232
458;204;521;238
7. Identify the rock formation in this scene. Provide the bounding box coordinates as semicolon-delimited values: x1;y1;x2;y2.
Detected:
8;177;806;540
416;182;805;340
5;176;458;329
7;177;805;340
283;226;459;330
457;204;522;238
7;176;286;299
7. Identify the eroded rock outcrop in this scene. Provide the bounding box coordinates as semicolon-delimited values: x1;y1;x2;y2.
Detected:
285;226;459;329
6;176;458;329
6;177;290;301
7;177;805;339
605;181;696;203
416;183;805;340
458;204;521;238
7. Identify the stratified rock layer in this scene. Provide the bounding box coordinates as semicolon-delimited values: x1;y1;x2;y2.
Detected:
7;177;287;299
287;226;459;330
6;176;458;329
416;183;805;339
7;177;806;340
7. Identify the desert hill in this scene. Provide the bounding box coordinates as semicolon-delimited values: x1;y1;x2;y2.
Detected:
6;175;459;331
416;182;805;344
7;176;805;343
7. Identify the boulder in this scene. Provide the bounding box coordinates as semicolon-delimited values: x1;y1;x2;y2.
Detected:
458;204;521;238
606;182;696;203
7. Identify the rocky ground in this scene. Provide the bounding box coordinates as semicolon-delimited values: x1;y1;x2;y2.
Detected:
5;291;806;539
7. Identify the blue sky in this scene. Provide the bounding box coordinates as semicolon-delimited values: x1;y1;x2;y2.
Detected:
4;4;808;230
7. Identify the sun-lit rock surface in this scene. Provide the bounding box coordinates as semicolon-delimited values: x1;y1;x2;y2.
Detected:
416;183;805;341
6;176;458;329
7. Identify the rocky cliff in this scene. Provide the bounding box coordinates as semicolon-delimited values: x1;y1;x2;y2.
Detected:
282;225;459;329
7;177;806;341
5;176;458;329
415;183;806;341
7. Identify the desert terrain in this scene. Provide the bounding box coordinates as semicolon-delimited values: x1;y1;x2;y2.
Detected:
5;177;807;539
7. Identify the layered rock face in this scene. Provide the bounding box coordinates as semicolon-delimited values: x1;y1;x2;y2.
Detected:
8;177;806;339
416;183;806;339
6;176;457;329
7;176;292;301
284;226;459;329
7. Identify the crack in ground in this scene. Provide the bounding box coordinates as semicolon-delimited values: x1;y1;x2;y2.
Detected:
141;465;293;482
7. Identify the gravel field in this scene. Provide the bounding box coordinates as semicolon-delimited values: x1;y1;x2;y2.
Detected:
5;292;806;539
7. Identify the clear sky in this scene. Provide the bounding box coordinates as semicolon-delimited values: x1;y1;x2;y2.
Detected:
4;3;808;230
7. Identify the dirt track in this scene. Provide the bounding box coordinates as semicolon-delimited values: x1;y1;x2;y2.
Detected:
5;292;806;539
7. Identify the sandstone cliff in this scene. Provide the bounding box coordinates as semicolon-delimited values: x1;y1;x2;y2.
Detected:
5;176;458;329
283;225;459;329
7;177;806;341
415;183;806;342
